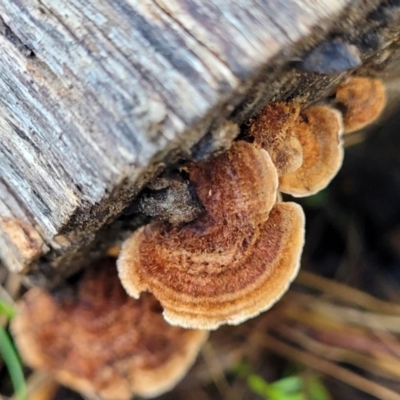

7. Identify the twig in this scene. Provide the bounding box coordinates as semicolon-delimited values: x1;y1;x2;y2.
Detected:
344;132;366;148
253;332;400;400
24;371;57;400
0;285;16;308
200;342;236;400
4;274;21;302
310;302;400;334
285;290;400;358
296;270;400;315
274;323;400;379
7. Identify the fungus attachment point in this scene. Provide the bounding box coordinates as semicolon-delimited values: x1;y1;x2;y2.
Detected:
335;76;386;133
131;171;203;225
279;106;344;197
118;142;305;330
12;259;207;400
246;103;303;176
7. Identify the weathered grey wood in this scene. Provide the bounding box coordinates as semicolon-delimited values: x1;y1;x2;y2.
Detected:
0;0;397;283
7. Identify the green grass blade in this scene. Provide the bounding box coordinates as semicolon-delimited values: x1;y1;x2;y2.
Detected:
0;325;26;400
0;300;16;319
306;376;332;400
248;374;275;398
270;376;303;393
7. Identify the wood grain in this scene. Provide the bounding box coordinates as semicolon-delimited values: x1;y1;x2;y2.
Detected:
0;0;394;282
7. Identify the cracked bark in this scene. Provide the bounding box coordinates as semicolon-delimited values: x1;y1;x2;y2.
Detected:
0;0;399;286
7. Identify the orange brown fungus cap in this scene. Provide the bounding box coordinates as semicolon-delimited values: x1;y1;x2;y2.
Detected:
12;259;208;400
185;141;279;226
118;142;305;330
247;102;303;176
335;76;386;133
279;106;344;197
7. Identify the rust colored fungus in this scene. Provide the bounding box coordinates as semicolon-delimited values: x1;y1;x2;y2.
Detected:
12;259;208;400
335;76;387;133
246;103;303;176
118;141;305;330
279;106;344;197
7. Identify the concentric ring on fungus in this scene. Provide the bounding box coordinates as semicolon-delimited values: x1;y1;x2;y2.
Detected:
279;106;344;197
118;141;305;330
246;102;344;197
12;259;208;400
247;102;303;176
335;76;386;133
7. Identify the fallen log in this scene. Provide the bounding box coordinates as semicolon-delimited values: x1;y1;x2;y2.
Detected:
0;0;399;286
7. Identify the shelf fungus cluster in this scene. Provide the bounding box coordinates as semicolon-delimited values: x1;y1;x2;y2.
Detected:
12;259;208;400
11;75;387;399
118;141;305;330
117;76;387;332
246;103;344;197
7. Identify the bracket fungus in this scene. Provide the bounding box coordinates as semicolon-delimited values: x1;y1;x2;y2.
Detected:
118;141;305;330
279;106;344;197
246;103;303;176
246;103;344;197
12;259;208;400
335;76;387;133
